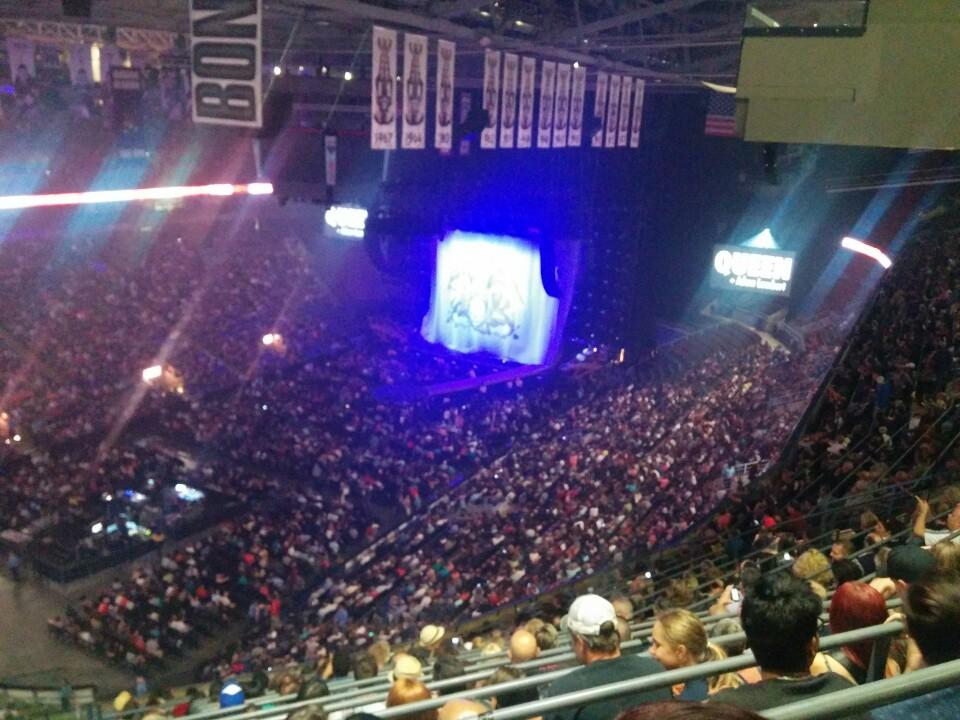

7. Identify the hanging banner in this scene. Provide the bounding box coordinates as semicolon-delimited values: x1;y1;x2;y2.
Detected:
6;37;35;82
499;53;519;149
190;0;262;127
435;39;456;151
630;79;646;148
481;50;501;149
552;63;571;148
537;61;557;149
591;72;608;148
517;57;536;149
617;77;632;147
371;26;398;149
567;64;586;147
401;33;427;149
325;135;338;187
67;44;93;85
99;45;124;83
605;74;621;148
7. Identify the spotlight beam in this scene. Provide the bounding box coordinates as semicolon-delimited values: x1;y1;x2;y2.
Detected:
0;182;274;211
841;237;893;269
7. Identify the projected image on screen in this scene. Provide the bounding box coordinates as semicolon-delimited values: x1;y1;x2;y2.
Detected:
421;231;559;365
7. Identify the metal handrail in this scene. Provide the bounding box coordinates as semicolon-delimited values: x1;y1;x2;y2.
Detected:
763;658;960;720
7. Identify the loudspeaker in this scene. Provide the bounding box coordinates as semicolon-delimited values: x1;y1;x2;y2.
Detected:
63;0;92;17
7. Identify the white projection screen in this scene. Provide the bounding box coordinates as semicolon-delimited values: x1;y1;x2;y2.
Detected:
421;231;560;365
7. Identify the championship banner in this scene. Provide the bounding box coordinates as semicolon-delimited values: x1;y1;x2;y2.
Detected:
591;72;608;148
6;37;35;81
629;79;645;148
481;50;501;149
190;0;262;128
567;64;586;147
435;39;456;151
517;57;536;149
537;61;556;149
371;26;398;149
401;33;427;149
617;77;632;147
552;63;571;148
499;53;519;149
67;44;93;85
605;74;621;148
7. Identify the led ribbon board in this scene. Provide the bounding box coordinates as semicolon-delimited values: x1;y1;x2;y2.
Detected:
711;244;796;297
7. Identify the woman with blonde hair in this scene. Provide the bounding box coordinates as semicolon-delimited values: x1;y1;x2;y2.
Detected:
792;549;835;589
649;609;742;700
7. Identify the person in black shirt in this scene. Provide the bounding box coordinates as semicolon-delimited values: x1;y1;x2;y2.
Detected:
541;594;670;720
710;574;871;719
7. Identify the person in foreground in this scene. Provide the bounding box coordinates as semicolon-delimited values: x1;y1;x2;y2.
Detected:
709;574;871;720
618;702;764;720
541;594;671;720
872;574;960;718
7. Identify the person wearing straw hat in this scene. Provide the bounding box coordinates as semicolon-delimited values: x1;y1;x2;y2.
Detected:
540;594;670;720
419;624;448;659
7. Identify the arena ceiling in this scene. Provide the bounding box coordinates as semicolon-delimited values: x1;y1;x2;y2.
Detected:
0;0;746;86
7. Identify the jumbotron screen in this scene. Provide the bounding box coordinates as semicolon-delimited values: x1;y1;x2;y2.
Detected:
710;245;796;297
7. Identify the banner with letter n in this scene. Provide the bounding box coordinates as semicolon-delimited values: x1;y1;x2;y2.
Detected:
517;57;536;149
435;39;455;151
481;50;501;149
629;78;645;148
190;0;262;128
537;61;556;149
605;74;621;148
499;53;519;149
617;76;632;147
567;65;586;147
401;33;427;149
552;63;571;148
591;71;608;148
371;26;398;149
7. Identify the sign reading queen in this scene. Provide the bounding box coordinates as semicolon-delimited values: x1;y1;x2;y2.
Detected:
711;245;796;297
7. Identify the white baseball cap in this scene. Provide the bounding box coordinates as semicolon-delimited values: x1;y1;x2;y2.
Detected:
562;594;617;637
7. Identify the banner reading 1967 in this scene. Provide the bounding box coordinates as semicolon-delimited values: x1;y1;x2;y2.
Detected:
190;0;262;128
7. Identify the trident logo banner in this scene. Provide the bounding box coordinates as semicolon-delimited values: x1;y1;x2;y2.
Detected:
435;39;456;151
371;26;397;149
605;74;621;148
617;77;632;147
552;64;571;148
500;53;519;149
517;57;536;149
591;72;608;148
630;79;645;148
537;61;556;149
481;50;501;149
402;33;427;149
567;65;586;147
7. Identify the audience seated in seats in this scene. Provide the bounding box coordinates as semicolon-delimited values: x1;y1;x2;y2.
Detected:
540;594;671;720
438;699;490;720
617;702;765;720
709;574;870;718
649;609;739;699
827;582;898;682
873;574;960;718
387;678;435;720
912;494;960;546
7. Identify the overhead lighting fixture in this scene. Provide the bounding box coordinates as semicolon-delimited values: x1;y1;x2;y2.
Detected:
0;182;273;211
344;70;353;81
272;65;282;76
841;237;893;269
141;365;162;382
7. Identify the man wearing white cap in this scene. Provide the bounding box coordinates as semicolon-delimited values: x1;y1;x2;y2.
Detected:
541;594;669;720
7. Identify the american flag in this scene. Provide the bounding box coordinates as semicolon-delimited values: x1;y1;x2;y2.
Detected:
704;91;738;137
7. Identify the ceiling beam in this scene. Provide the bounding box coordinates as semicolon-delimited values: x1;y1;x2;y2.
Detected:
555;0;712;42
430;0;491;20
288;0;701;83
